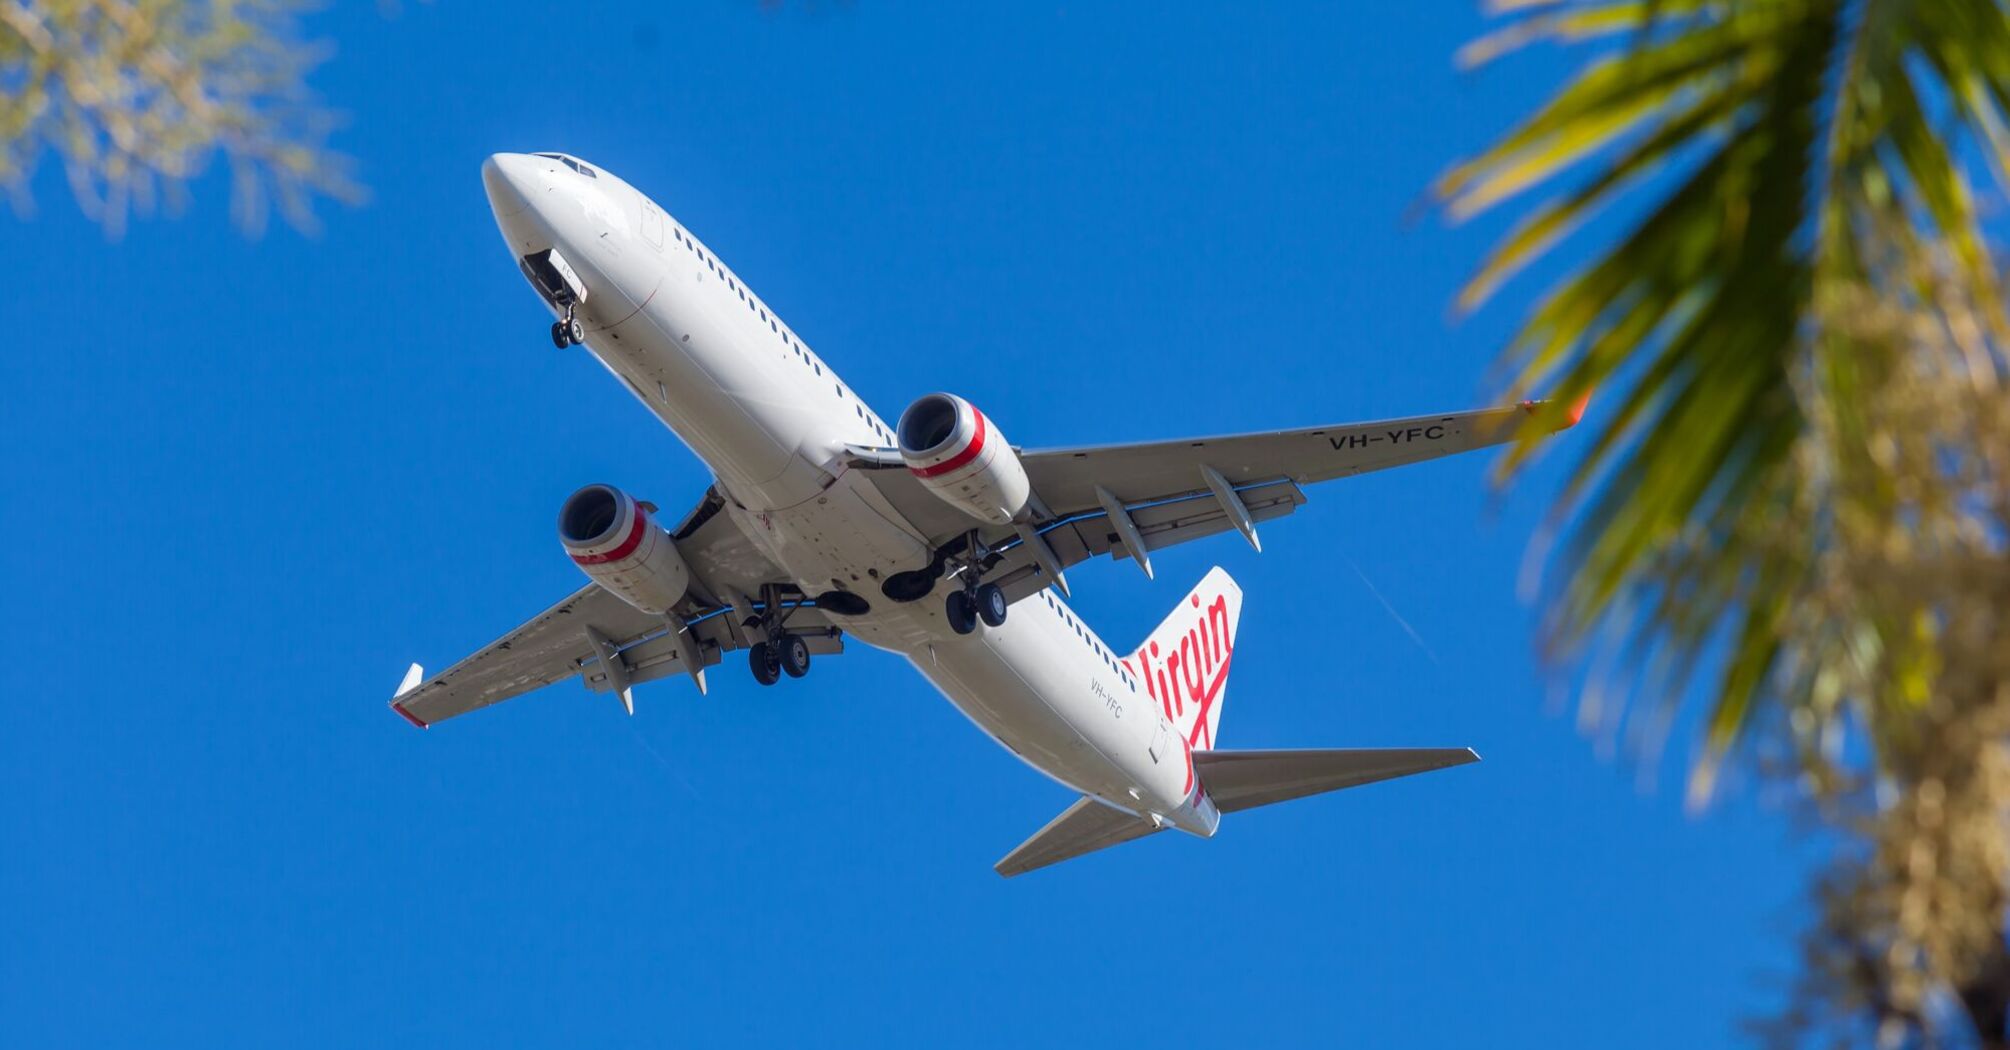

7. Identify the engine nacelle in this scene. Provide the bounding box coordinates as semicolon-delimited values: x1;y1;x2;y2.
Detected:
896;393;1031;526
558;484;691;615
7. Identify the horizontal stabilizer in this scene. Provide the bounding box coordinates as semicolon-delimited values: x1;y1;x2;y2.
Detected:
995;796;1161;878
1193;747;1479;812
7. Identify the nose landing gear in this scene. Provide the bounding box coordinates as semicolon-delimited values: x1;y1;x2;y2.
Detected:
550;306;585;349
520;248;589;348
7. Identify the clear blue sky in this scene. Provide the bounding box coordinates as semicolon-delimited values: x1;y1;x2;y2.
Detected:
4;4;1811;1046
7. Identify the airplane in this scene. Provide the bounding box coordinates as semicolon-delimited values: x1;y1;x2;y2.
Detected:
388;151;1580;877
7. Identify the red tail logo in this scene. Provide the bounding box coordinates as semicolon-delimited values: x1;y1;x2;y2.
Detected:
1121;568;1242;753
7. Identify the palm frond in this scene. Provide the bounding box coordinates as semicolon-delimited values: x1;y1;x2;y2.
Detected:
1440;0;2010;796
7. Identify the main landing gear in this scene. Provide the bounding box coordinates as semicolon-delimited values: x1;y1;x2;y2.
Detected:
943;531;1010;636
749;633;811;686
550;305;585;349
746;584;815;686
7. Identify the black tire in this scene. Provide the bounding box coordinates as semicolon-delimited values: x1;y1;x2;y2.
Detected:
780;634;811;678
566;316;585;344
976;582;1008;627
945;590;977;635
750;641;781;685
550;321;570;349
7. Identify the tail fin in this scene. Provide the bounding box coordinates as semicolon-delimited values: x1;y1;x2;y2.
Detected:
1123;567;1242;751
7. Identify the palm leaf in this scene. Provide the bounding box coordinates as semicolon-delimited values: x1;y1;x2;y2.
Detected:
1439;0;2010;801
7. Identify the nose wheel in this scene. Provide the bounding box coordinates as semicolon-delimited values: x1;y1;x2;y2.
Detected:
550;307;585;348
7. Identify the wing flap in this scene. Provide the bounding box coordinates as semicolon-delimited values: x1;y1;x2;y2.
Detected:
984;481;1306;604
577;614;842;697
994;796;1161;877
391;583;662;727
1020;407;1540;517
849;401;1573;580
389;487;844;728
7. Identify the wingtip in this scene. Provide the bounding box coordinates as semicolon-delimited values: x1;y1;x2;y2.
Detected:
390;664;429;729
1565;390;1591;428
1517;392;1591;432
389;699;429;730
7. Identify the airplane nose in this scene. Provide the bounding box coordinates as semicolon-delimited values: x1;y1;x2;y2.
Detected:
482;152;538;218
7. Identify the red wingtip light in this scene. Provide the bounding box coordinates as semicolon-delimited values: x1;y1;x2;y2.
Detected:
1566;390;1591;427
390;700;429;730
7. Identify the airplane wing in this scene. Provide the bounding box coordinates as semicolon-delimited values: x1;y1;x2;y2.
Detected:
388;486;841;728
848;400;1580;600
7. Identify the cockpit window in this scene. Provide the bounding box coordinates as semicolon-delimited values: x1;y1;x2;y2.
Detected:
532;152;597;178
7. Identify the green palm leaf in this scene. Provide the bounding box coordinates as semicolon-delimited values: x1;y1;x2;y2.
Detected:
1442;0;2010;802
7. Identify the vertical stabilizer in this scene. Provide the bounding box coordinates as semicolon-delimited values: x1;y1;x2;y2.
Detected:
1123;567;1242;751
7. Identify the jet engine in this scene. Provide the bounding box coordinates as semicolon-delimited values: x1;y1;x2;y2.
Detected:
896;393;1031;525
558;484;691;615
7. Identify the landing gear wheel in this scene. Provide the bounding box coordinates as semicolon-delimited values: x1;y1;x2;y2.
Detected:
750;641;781;686
976;582;1008;628
945;590;977;635
779;634;811;678
550;320;571;349
566;315;585;345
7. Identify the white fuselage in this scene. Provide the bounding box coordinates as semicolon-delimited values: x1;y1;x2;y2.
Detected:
482;153;1217;837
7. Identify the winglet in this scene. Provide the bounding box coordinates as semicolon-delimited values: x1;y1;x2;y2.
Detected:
389;663;429;729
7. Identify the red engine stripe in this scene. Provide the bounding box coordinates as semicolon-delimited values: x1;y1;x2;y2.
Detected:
910;410;986;479
571;507;649;565
390;700;429;729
